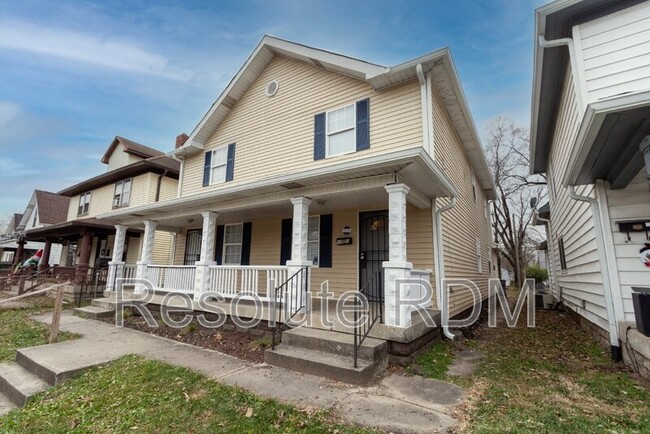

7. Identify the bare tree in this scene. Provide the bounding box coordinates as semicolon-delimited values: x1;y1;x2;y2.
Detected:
486;117;546;288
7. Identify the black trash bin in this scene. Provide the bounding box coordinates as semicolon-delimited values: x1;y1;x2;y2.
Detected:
632;287;650;337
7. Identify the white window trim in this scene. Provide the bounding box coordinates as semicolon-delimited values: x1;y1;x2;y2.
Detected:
325;103;356;158
78;192;91;216
113;178;132;208
476;237;482;274
223;223;243;265
471;170;477;203
209;147;228;185
308;215;320;267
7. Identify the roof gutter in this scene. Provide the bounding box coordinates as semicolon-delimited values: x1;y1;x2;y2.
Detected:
567;185;621;361
433;196;457;341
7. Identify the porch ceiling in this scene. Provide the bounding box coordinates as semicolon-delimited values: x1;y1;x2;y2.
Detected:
98;147;458;229
565;91;650;189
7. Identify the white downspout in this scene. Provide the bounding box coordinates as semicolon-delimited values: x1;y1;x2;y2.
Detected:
533;212;557;297
416;63;435;158
538;36;585;113
568;185;621;360
166;152;185;197
433;196;457;340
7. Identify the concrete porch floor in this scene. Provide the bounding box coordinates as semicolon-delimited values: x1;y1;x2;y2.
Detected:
104;289;442;344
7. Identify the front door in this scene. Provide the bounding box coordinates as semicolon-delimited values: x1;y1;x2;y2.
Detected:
359;210;388;299
184;230;202;265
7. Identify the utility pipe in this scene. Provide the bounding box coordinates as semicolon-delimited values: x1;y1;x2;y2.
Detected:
416;63;435;158
166;151;185;197
533;210;559;298
433;196;457;340
568;186;621;361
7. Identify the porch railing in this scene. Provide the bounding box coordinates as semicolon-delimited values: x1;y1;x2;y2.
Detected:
122;264;137;281
147;265;196;293
271;266;310;350
209;265;289;300
353;269;384;368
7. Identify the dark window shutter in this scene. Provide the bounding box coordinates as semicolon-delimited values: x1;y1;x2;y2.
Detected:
314;112;326;160
202;151;212;187
226;143;236;182
356;99;370;151
319;214;333;268
280;218;293;265
241;222;252;265
214;225;224;264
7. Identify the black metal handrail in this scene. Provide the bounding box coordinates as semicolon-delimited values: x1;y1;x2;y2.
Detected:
271;266;309;350
353;269;384;368
77;266;109;307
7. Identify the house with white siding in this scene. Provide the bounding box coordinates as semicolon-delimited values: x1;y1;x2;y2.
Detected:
25;136;179;286
531;0;650;373
97;36;496;382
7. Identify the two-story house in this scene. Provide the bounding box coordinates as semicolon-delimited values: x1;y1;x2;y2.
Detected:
97;37;496;380
531;0;650;374
25;136;179;283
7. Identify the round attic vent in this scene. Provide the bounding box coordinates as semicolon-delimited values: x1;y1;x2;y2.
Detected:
265;80;279;97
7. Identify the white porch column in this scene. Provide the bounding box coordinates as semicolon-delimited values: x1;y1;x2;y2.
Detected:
135;220;157;294
107;224;127;292
383;184;413;328
194;211;218;301
286;197;312;311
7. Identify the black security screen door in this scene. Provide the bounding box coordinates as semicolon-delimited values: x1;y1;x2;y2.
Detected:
358;210;388;297
184;230;202;265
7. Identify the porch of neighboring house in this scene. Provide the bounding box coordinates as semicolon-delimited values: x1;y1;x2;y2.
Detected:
22;218;142;296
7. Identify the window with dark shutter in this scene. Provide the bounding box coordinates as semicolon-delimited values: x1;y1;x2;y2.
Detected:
214;225;224;264
356;99;369;151
226;143;236;182
558;237;567;270
319;214;333;268
241;222;252;265
280;218;292;265
314;113;326;160
202;152;212;187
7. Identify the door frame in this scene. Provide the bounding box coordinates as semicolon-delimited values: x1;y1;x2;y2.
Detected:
183;229;203;265
357;209;389;292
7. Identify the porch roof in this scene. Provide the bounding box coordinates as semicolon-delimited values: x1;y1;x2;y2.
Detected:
98;147;458;226
24;218;142;242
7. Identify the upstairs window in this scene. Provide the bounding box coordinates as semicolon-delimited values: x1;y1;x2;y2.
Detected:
113;178;132;208
78;192;91;216
210;147;228;184
476;237;482;273
326;104;356;157
558;237;567;270
471;170;477;203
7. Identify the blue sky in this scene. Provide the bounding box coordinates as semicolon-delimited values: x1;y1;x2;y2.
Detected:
0;0;546;218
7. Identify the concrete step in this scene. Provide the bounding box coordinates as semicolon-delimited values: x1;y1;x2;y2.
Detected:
282;327;386;361
74;305;114;320
265;345;384;385
91;297;117;310
0;390;17;416
0;362;50;407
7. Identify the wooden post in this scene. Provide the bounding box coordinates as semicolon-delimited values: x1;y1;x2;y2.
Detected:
49;286;64;344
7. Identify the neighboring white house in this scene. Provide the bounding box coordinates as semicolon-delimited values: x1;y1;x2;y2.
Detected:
531;0;650;373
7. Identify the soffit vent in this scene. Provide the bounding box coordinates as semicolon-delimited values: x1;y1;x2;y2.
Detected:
265;80;279;97
280;182;304;190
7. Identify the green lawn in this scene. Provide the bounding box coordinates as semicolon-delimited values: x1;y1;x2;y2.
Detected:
0;355;374;433
0;296;79;362
412;310;650;433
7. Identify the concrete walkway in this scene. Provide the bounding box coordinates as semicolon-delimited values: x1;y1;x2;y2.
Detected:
21;311;464;433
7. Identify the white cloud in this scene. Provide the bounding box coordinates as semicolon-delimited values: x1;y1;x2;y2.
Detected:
0;158;37;177
0;19;192;80
0;102;23;128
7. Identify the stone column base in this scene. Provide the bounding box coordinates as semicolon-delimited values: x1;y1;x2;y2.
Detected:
194;261;216;301
383;261;413;328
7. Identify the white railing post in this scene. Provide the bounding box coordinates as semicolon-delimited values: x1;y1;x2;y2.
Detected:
135;220;157;294
194;211;218;301
286;197;313;312
107;224;128;293
383;184;413;328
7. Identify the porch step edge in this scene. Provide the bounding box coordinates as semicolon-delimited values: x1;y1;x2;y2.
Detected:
282;327;386;361
0;362;50;407
264;345;385;385
74;305;114;320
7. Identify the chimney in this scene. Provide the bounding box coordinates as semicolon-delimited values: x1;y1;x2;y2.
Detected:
175;133;189;149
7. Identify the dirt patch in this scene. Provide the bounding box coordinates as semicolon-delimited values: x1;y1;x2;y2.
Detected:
99;312;271;364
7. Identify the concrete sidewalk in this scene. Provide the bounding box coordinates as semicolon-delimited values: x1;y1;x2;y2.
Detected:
23;311;464;433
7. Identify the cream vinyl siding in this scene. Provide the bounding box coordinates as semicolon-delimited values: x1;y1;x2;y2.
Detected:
125;236;141;264
170;205;435;297
432;85;492;317
546;65;608;332
575;1;650;103
66;173;163;220
604;169;650;323
152;231;174;265
181;55;422;196
106;146;144;172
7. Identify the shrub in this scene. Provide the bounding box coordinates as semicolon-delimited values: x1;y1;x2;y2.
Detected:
526;265;548;283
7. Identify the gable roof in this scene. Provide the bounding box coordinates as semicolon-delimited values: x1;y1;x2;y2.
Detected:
176;35;496;199
529;0;644;174
18;190;70;230
101;136;165;164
